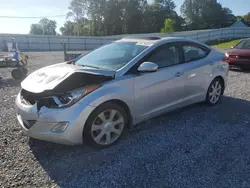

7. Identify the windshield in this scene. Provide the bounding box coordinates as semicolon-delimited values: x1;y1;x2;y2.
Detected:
75;42;148;71
234;40;250;49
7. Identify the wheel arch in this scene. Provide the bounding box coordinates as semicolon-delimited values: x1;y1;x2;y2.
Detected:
213;76;225;94
82;99;133;146
84;99;133;130
105;99;133;127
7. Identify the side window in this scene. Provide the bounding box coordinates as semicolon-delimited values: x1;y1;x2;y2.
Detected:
183;45;208;62
146;45;180;68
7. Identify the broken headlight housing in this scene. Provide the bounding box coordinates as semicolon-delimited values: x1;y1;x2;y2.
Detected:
50;85;101;108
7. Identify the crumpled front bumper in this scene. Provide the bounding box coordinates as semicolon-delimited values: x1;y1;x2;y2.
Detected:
15;92;95;145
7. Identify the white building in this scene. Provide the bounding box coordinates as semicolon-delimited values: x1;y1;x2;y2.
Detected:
230;20;249;28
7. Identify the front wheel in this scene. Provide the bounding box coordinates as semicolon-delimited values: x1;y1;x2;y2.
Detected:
84;103;128;148
206;78;224;105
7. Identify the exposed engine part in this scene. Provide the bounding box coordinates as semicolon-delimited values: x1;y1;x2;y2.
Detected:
53;72;113;93
20;72;113;110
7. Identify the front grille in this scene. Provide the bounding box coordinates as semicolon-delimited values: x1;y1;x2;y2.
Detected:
238;56;250;60
23;120;36;129
20;89;59;110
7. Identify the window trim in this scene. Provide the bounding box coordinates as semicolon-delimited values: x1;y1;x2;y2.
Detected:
125;42;182;75
234;39;250;49
179;42;211;63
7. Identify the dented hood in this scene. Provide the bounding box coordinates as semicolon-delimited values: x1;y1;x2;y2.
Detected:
21;62;115;93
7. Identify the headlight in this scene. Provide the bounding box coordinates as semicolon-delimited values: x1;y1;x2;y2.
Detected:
52;85;101;108
225;52;229;57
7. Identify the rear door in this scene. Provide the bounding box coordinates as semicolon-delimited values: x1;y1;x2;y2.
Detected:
179;42;212;102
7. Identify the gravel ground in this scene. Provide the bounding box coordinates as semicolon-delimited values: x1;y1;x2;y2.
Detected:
0;52;250;188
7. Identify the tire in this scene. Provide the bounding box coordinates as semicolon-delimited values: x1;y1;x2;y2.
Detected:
83;102;128;148
206;78;224;106
11;68;24;80
21;67;28;76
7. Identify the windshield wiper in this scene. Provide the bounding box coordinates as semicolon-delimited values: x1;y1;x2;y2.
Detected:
81;64;100;69
66;59;76;64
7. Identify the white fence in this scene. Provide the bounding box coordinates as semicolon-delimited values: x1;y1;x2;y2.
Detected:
0;27;250;52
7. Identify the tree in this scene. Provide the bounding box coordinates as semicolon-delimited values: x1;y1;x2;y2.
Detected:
92;0;119;36
170;12;185;31
151;0;177;32
29;18;57;35
29;24;43;35
137;0;178;33
60;18;91;36
60;21;76;36
243;12;250;25
67;0;88;36
67;0;87;19
39;18;57;35
220;7;236;27
236;16;243;21
122;0;146;34
160;18;176;33
181;0;235;30
243;13;250;22
61;0;180;36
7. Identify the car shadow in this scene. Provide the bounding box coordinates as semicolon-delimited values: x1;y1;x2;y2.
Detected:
0;78;22;89
28;96;250;187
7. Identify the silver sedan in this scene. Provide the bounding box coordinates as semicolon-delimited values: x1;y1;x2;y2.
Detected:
15;37;229;148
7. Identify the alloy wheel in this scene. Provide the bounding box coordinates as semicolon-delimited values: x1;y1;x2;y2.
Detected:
91;109;125;145
208;80;222;104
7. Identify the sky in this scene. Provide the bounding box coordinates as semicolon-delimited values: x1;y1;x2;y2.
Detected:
0;0;249;34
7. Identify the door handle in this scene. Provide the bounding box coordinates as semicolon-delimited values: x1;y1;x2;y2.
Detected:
188;73;196;79
209;62;215;66
175;72;184;77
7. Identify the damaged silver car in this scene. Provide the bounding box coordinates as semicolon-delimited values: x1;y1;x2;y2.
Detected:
15;37;228;148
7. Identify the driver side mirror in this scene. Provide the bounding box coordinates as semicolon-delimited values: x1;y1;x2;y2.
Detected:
137;62;158;73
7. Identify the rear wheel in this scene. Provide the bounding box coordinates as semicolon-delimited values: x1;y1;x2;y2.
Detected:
11;68;23;80
84;103;128;148
206;78;223;105
21;67;28;76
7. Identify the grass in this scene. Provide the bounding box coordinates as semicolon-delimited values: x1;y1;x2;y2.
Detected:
206;38;243;49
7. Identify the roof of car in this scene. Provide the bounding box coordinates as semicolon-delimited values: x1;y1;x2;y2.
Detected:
117;36;210;48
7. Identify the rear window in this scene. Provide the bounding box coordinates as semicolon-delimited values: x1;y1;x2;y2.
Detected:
183;44;210;62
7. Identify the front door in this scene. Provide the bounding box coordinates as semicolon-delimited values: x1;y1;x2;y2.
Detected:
133;43;186;121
